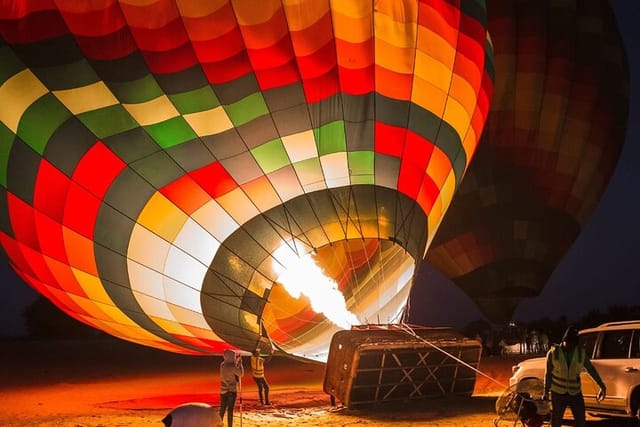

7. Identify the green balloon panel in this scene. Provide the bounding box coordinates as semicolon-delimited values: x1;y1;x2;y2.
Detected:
0;0;493;360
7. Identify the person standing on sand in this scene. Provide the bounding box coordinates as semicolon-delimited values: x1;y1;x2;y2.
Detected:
219;349;244;427
544;325;606;427
251;348;272;405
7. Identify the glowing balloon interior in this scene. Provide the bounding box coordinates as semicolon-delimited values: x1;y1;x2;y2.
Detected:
0;1;493;361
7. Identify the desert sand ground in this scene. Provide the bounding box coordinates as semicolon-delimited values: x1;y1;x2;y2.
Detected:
0;338;634;426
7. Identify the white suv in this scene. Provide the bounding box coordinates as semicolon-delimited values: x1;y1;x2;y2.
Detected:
509;321;640;421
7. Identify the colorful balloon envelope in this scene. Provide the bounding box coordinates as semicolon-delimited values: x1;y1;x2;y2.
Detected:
426;0;629;323
0;1;493;360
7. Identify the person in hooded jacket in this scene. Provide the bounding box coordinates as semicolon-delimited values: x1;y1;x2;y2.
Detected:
219;349;244;427
543;325;606;427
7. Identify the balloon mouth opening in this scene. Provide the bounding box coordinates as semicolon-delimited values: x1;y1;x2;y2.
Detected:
261;238;417;361
202;185;428;360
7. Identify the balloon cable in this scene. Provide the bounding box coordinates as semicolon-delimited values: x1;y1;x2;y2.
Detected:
256;318;282;357
397;323;508;389
238;371;243;427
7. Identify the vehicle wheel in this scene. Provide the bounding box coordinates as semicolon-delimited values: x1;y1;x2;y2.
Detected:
632;392;640;423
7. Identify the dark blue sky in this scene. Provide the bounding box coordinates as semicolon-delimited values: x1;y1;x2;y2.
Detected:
0;1;638;336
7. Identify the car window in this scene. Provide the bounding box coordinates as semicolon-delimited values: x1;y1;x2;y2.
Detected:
579;332;598;357
631;330;640;359
598;330;632;359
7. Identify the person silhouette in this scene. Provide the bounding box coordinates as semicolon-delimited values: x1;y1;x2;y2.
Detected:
251;348;273;405
219;349;244;427
543;326;606;427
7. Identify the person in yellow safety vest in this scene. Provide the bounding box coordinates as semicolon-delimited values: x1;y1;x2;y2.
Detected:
543;325;606;427
251;348;272;405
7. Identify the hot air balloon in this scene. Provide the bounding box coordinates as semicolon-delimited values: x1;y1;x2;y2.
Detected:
0;1;494;361
425;0;629;323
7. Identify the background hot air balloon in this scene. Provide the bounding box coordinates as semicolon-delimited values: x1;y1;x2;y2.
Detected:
425;0;629;323
0;1;493;361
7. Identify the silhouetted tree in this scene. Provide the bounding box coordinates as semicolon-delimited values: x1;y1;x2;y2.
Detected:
577;309;605;330
606;305;640;322
462;319;492;339
23;297;102;339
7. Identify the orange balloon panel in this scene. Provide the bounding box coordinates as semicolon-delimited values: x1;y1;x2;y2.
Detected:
426;0;629;323
0;0;493;360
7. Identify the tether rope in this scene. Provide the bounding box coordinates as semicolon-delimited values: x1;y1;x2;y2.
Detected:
396;323;509;389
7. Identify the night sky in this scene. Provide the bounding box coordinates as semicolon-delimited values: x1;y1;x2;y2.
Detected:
0;1;638;337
